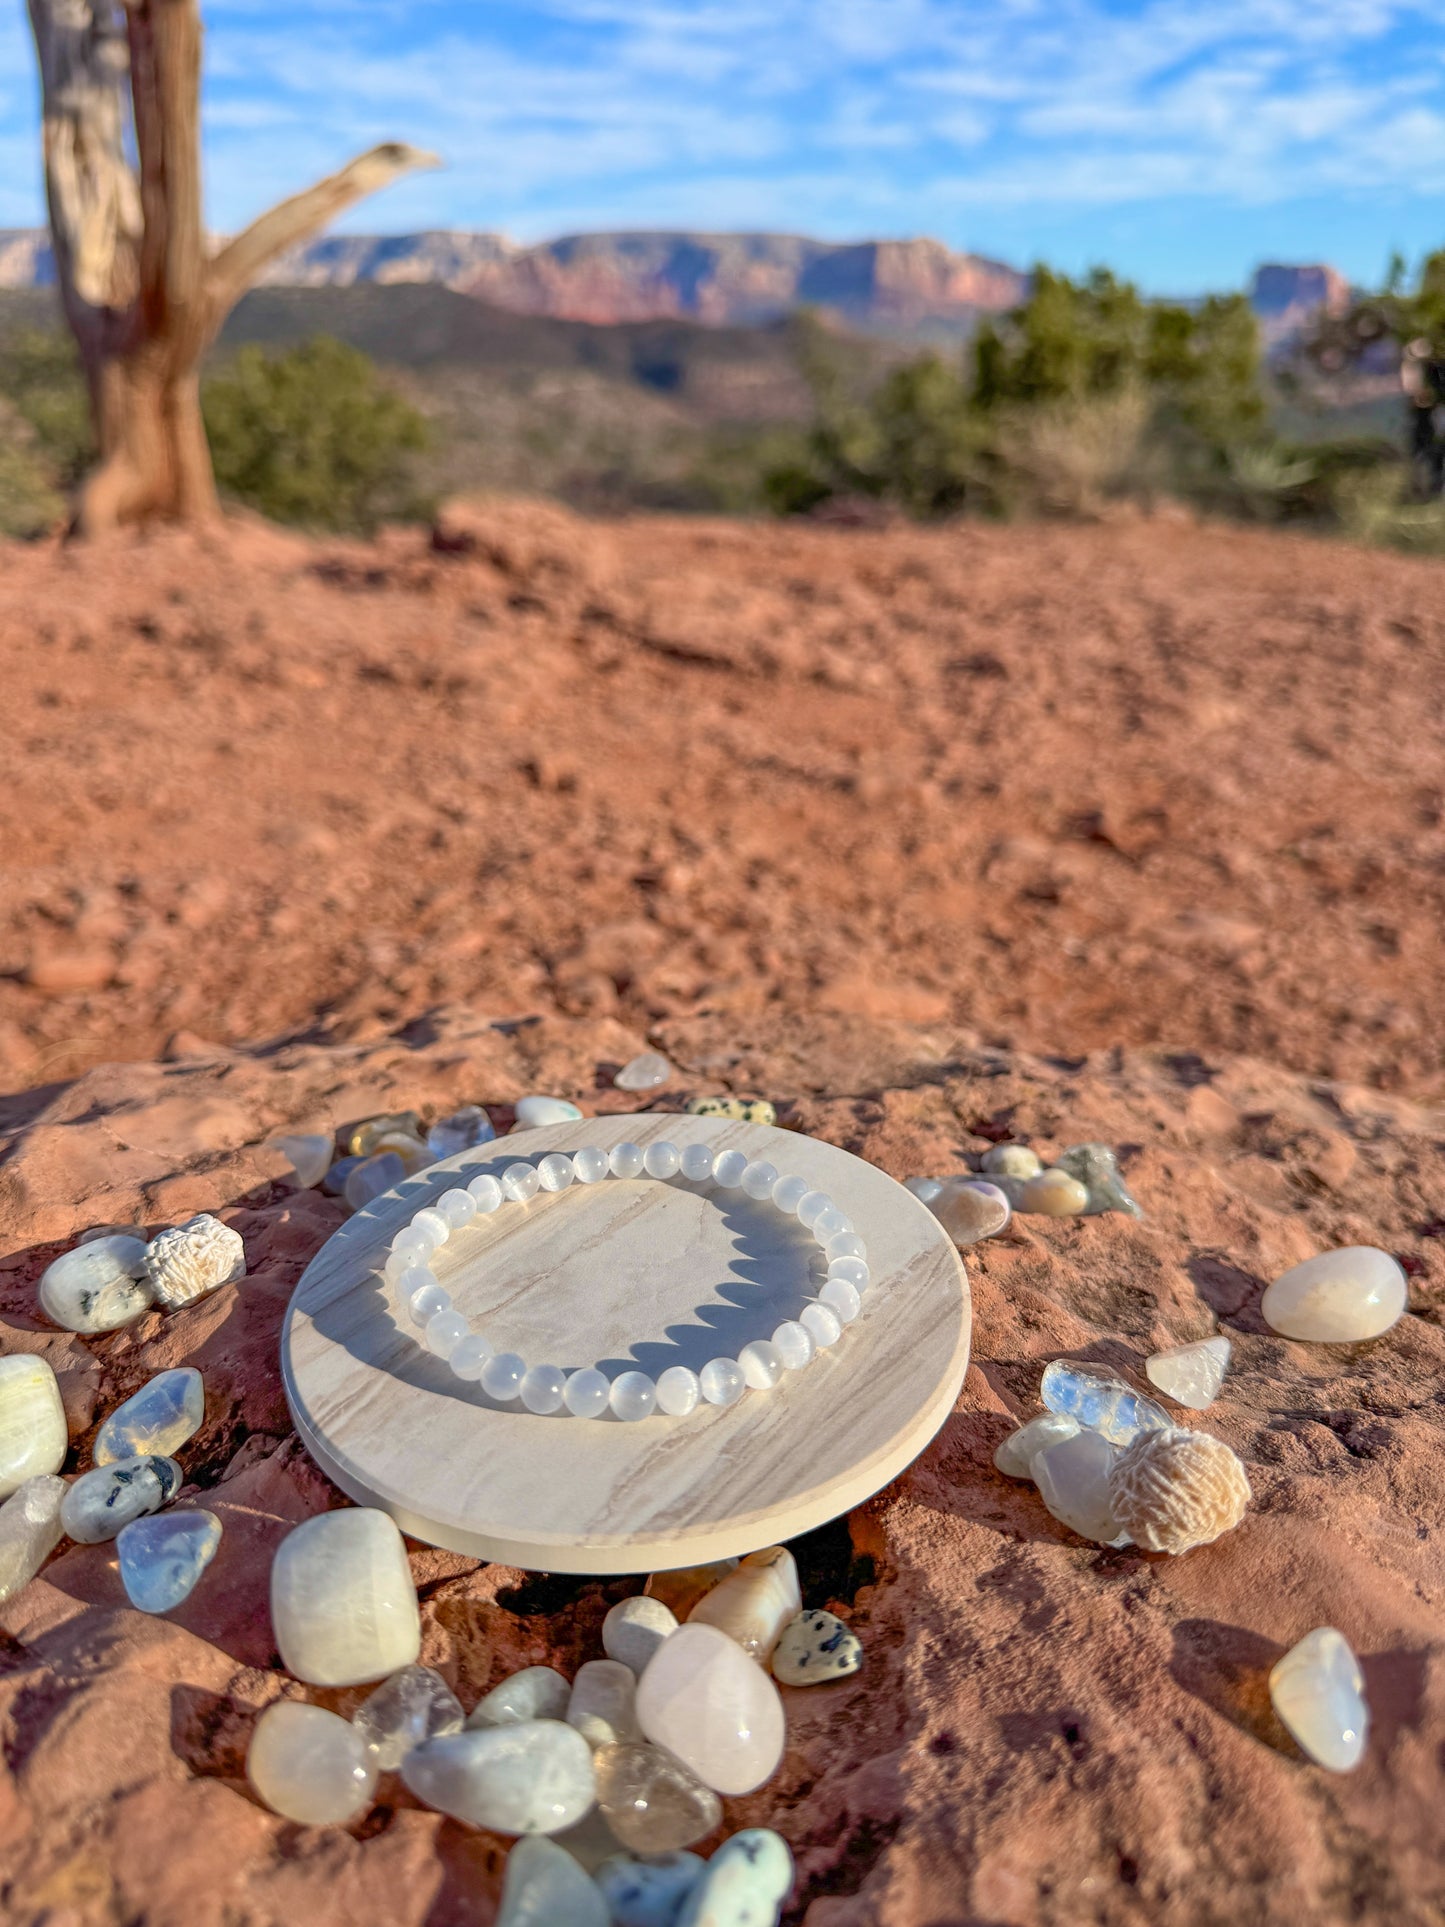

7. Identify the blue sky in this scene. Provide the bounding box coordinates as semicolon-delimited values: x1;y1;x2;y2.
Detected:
5;0;1445;293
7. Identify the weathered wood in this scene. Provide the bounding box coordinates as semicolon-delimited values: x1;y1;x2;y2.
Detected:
282;1114;971;1573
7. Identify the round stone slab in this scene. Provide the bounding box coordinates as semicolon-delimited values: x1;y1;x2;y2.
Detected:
282;1115;970;1572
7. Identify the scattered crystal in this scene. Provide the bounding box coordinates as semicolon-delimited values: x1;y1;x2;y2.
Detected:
771;1608;863;1686
568;1659;643;1751
687;1546;800;1663
645;1558;740;1617
401;1718;596;1834
116;1508;221;1611
1040;1359;1172;1446
1056;1142;1143;1217
1019;1168;1090;1217
674;1828;794;1927
603;1595;678;1674
94;1366;204;1466
0;1354;68;1500
930;1177;1010;1246
39;1236;153;1333
514;1095;584;1128
1108;1426;1250;1553
615;1052;672;1092
344;1151;407;1210
348;1112;423;1157
981;1143;1041;1180
270;1508;421;1686
354;1663;464;1768
595;1741;721;1852
1032;1431;1131;1545
60;1455;182;1543
323;1154;364;1195
596;1850;705;1927
1261;1247;1408;1342
469;1666;572;1728
993;1412;1080;1479
248;1699;378;1824
635;1624;785;1795
142;1214;245;1309
1145;1336;1231;1409
427;1105;497;1160
498;1836;611;1926
903;1176;944;1204
1269;1627;1369;1772
0;1473;65;1603
269;1132;334;1188
685;1096;776;1126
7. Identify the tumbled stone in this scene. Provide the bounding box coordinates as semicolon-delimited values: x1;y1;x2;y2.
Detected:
993;1411;1081;1478
367;1130;434;1174
354;1663;464;1769
1057;1142;1143;1217
616;1051;673;1092
675;1829;794;1927
981;1142;1041;1180
498;1836;611;1926
1040;1359;1172;1446
142;1213;245;1310
646;1560;740;1617
427;1105;497;1159
687;1546;801;1663
604;1595;678;1673
686;1096;776;1126
94;1366;204;1466
248;1699;378;1824
348;1111;422;1157
117;1508;222;1612
1145;1336;1231;1410
594;1741;721;1852
1261;1247;1408;1342
39;1236;153;1333
515;1095;584;1128
0;1354;68;1501
771;1608;862;1686
60;1455;182;1543
271;1508;421;1686
322;1154;364;1195
344;1151;408;1210
1019;1168;1090;1217
930;1177;1010;1247
401;1719;596;1834
903;1176;944;1204
1032;1431;1130;1546
469;1665;572;1728
596;1851;705;1927
0;1474;66;1603
568;1660;643;1751
270;1132;335;1188
635;1624;785;1795
1109;1426;1250;1553
1269;1627;1369;1772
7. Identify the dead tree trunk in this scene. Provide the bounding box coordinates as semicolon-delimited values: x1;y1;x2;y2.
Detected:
27;0;437;533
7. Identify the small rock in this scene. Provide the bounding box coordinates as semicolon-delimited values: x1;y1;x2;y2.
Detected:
604;1595;678;1673
687;1546;800;1663
1145;1336;1231;1410
981;1143;1041;1180
1032;1431;1131;1546
0;1474;66;1603
269;1133;335;1188
248;1700;378;1825
1018;1168;1090;1217
498;1837;610;1927
1269;1627;1369;1772
401;1719;596;1834
594;1741;721;1852
615;1051;672;1092
1109;1426;1251;1554
930;1177;1010;1246
1040;1360;1172;1446
635;1624;785;1796
353;1663;464;1769
348;1112;423;1157
993;1411;1081;1478
343;1151;408;1210
596;1850;705;1927
426;1105;496;1159
322;1154;364;1196
469;1666;573;1728
271;1508;421;1686
771;1609;862;1686
1261;1247;1408;1342
686;1096;776;1126
142;1214;246;1310
515;1095;584;1128
117;1508;222;1612
903;1176;944;1204
645;1560;740;1617
22;949;115;994
38;1236;153;1333
94;1366;204;1465
366;1130;433;1174
675;1829;794;1927
60;1455;182;1543
0;1355;68;1501
567;1659;643;1751
1056;1142;1144;1217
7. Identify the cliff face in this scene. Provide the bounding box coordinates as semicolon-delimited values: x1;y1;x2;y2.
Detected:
1248;262;1352;349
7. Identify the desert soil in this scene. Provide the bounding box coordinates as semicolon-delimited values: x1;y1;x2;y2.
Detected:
0;501;1442;1926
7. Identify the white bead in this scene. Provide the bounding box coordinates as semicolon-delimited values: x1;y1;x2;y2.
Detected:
407;1280;451;1326
537;1153;575;1192
450;1334;492;1380
713;1150;749;1188
655;1365;701;1416
611;1371;658;1421
741;1160;779;1200
397;1263;437;1299
609;1141;645;1178
796;1190;832;1228
739;1340;783;1390
820;1278;861;1324
680;1143;715;1182
502;1162;541;1202
426;1309;469;1358
772;1173;809;1214
481;1352;526;1400
390;1225;431;1261
521;1364;567;1414
436;1187;477;1229
643;1141;681;1179
383;1246;420;1284
700;1358;745;1406
466;1173;504;1212
800;1302;843;1349
828;1255;870;1292
411;1206;450;1246
813;1205;849;1240
827;1231;866;1261
564;1367;612;1418
771;1320;814;1370
572;1146;609;1184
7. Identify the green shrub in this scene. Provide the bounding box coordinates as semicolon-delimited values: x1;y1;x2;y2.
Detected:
0;327;92;492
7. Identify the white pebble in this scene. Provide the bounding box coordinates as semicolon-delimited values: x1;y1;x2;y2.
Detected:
993;1411;1080;1479
603;1595;678;1673
1261;1247;1407;1342
982;1142;1042;1179
0;1355;68;1501
567;1658;643;1750
515;1096;584;1128
249;1700;378;1825
1145;1336;1231;1409
615;1051;672;1092
1269;1627;1369;1772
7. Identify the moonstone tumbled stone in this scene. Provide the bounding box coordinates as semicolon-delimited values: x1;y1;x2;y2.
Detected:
1269;1627;1369;1772
604;1595;678;1674
271;1508;421;1686
594;1741;721;1852
1145;1336;1231;1410
635;1623;785;1795
675;1829;794;1927
349;1111;423;1157
1019;1168;1090;1217
39;1236;153;1333
1056;1142;1143;1217
427;1105;496;1159
0;1354;68;1500
117;1508;221;1612
401;1719;596;1833
469;1666;573;1728
345;1151;407;1210
270;1133;335;1188
94;1366;204;1465
0;1473;65;1603
515;1095;584;1128
616;1051;672;1092
60;1455;182;1543
494;1837;609;1926
354;1663;464;1768
248;1700;379;1824
993;1411;1081;1478
142;1213;246;1309
568;1660;643;1750
771;1609;863;1686
931;1177;1011;1247
1031;1431;1131;1546
1040;1360;1172;1446
596;1851;705;1927
981;1143;1041;1179
688;1546;801;1662
1261;1247;1408;1342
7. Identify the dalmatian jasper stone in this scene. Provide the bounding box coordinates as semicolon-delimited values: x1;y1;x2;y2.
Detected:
686;1095;777;1126
770;1609;862;1687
